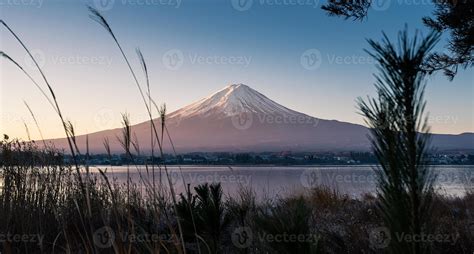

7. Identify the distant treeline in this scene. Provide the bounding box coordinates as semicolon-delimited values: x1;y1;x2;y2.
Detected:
60;151;474;166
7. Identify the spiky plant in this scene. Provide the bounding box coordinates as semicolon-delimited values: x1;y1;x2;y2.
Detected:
255;196;318;254
358;28;440;253
176;183;231;253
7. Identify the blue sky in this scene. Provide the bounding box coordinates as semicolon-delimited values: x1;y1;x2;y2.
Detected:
1;0;473;139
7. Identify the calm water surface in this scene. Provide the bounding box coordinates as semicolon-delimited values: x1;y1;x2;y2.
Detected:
88;165;473;199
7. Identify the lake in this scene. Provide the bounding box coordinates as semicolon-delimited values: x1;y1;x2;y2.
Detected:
88;165;474;199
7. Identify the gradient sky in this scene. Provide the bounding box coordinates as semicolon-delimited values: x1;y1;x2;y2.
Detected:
1;0;473;140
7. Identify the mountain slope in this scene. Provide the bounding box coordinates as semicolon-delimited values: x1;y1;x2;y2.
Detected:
46;84;473;154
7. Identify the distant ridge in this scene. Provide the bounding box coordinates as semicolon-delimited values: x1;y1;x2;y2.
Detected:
46;84;474;154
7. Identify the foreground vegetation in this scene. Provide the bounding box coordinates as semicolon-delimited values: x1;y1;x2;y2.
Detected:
0;138;473;253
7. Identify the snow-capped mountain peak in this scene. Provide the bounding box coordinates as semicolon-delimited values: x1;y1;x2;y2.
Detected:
168;84;302;119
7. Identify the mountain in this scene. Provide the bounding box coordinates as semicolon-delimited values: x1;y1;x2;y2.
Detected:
47;84;474;154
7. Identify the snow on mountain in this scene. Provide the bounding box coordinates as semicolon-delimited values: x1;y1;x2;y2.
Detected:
167;84;304;119
45;84;474;153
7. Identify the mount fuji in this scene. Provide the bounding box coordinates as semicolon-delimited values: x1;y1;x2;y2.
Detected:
47;84;474;154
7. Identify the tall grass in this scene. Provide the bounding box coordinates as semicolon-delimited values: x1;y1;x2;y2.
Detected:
358;28;441;253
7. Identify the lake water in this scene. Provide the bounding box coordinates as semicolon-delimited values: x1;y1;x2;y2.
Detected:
88;165;474;199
